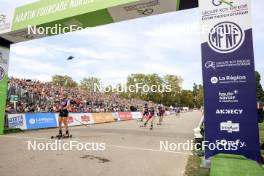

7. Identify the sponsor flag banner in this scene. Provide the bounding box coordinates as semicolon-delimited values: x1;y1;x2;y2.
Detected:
26;113;57;129
199;0;260;162
7;114;27;130
118;112;133;121
92;113;115;123
0;47;9;134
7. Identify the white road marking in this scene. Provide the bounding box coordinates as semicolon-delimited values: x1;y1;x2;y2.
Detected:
0;135;192;155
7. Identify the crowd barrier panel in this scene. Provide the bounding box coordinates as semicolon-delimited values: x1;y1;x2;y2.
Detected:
131;112;142;120
55;113;94;127
25;113;57;130
90;113;115;124
7;112;147;130
118;112;133;121
7;114;27;130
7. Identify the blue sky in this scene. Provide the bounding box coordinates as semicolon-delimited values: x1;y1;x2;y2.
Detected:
1;0;264;90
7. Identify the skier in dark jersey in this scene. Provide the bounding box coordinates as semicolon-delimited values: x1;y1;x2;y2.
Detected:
141;106;155;130
141;103;149;122
157;105;165;125
58;95;71;137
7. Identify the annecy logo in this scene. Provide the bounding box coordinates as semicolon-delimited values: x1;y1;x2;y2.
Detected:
220;121;240;133
212;0;234;7
209;22;244;53
0;14;7;25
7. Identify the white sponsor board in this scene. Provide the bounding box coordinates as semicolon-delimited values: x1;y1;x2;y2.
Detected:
55;113;94;127
220;121;240;133
0;10;14;34
200;0;251;53
131;112;142;119
112;112;120;121
7;114;27;130
108;0;178;22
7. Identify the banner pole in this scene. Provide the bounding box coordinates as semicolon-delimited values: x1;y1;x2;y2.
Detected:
199;0;261;162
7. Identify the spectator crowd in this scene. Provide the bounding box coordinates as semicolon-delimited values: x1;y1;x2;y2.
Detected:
6;78;148;113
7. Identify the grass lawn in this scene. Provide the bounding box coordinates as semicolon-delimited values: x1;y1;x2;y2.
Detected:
184;154;209;176
260;123;264;144
260;123;264;158
184;122;264;176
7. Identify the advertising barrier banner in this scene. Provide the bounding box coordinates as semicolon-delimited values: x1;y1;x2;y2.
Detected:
131;112;142;119
56;113;93;127
7;114;27;130
112;112;120;121
91;113;115;123
7;111;147;130
199;0;260;162
118;112;133;121
25;113;57;129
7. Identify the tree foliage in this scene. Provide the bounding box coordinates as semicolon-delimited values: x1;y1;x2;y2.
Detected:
51;75;77;88
256;71;264;102
80;77;101;92
49;73;207;108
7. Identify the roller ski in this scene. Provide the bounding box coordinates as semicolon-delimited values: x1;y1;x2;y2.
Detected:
51;130;72;139
139;124;147;128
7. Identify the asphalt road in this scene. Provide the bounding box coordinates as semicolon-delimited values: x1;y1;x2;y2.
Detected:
0;111;202;176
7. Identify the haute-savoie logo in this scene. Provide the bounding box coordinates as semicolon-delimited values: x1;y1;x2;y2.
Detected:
208;21;245;53
212;0;234;7
0;14;7;25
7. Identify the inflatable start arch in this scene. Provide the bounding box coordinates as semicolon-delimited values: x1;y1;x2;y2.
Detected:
0;0;261;162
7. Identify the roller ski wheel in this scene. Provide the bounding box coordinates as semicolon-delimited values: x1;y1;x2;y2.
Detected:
140;124;147;128
63;134;73;138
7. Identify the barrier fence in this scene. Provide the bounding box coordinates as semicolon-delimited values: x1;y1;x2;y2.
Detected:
6;112;143;130
6;111;173;130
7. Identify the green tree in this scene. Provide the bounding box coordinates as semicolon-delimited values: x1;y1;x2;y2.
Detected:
125;73;182;106
256;71;264;102
80;77;101;92
193;83;204;108
162;75;182;106
126;73;148;99
51;75;77;88
180;90;194;108
196;84;204;108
